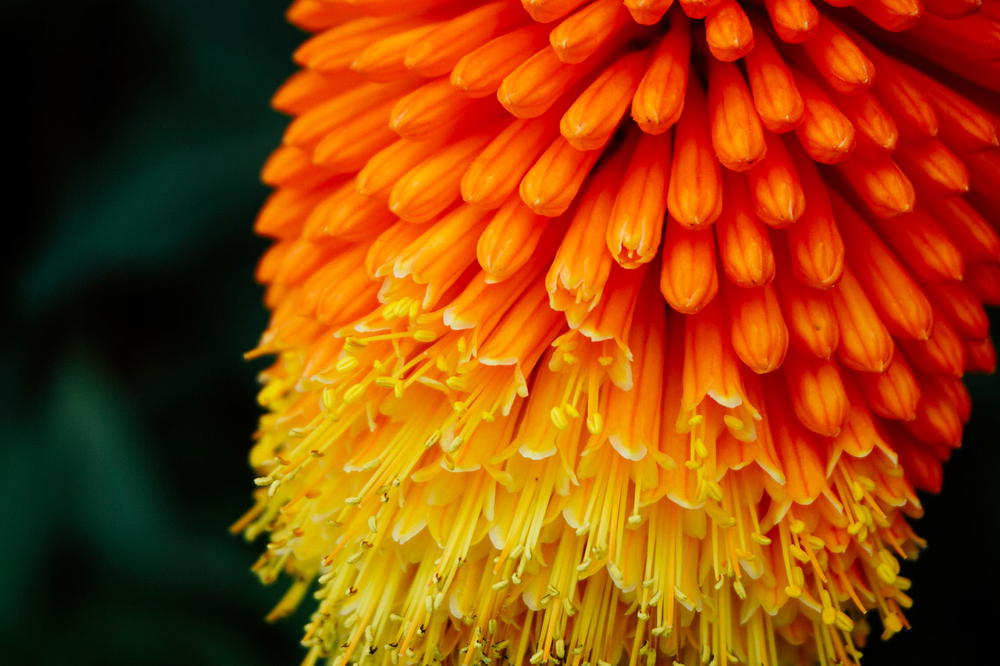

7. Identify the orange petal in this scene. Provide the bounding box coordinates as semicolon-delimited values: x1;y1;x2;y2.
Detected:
833;396;886;472
284;80;411;146
678;0;725;19
924;196;1000;264
769;393;829;503
462;112;561;209
867;208;964;283
521;0;591;23
262;145;339;190
255;187;330;239
631;17;691;134
343;0;454;14
391;78;483;140
907;12;1000;62
477;282;565;368
624;0;676;24
828;267;895;373
660;217;720;314
668;78;723;228
576;262;648;347
442;259;548;332
390;131;494;222
708;59;766;171
853;0;923;32
832;197;934;340
545;158;621;318
366;222;431;278
304;247;380;327
313;99;398;172
923;281;990;341
893;431;944;493
948;372;978;420
296;15;425;72
272;69;362;116
855;354;920;421
728;283;789;374
763;0;819;44
451;24;550;98
607;131;671;268
393;205;492;307
549;0;632;64
776;270;840;360
520;136;604;216
908;69;1000;151
785;148;844;288
743;27;804;133
901;318;965;378
498;45;583;118
802;18;875;94
357;134;449;199
967;263;1000;306
746;133;805;227
784;355;849;437
715;171;775;287
351;23;439;80
269;237;339;289
682;299;746;410
864;47;938;138
303;181;395;241
894;139;969;196
606;300;666;460
965;337;998;374
561;49;650;150
404;1;525;77
835;154;914;218
705;1;755;62
923;0;981;17
905;382;963;448
828;89;897;154
477;196;550;283
936;373;972;425
791;70;856;164
286;0;357;31
963;149;1000;207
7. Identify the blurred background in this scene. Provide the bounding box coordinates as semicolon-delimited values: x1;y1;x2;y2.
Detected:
2;1;998;664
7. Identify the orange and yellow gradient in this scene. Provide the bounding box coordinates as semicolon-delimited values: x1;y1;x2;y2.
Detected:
237;1;1000;664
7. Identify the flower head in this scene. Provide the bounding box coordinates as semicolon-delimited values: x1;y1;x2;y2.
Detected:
240;1;1000;664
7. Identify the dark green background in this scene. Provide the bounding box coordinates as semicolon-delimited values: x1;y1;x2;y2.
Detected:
3;1;998;664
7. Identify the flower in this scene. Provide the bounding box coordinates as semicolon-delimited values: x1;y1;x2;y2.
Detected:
238;1;1000;664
